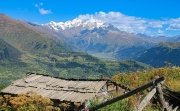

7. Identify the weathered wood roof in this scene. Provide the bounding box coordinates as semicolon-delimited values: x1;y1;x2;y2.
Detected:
1;73;107;103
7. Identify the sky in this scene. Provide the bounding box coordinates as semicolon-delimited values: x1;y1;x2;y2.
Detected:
0;0;180;36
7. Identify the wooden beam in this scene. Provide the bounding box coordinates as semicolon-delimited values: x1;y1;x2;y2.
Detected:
173;106;179;111
169;104;173;111
157;83;172;111
89;76;164;111
137;88;156;111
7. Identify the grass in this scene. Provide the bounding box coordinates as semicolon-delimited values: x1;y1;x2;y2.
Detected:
97;99;131;111
95;67;180;111
112;67;180;91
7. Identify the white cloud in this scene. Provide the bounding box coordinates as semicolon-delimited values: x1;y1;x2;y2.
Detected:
95;12;147;33
168;24;180;30
35;2;52;15
147;21;164;28
166;18;180;30
76;12;180;36
39;8;52;15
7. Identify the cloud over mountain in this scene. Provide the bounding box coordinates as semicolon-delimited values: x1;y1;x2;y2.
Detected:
78;12;180;36
167;18;180;30
35;2;52;15
47;11;180;36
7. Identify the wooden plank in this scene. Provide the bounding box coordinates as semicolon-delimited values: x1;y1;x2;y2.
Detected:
13;79;24;85
50;91;65;99
137;88;156;111
73;93;83;102
157;83;172;111
95;81;107;93
74;81;84;88
67;92;78;101
76;93;88;103
89;76;164;111
86;82;96;90
61;91;74;101
173;106;179;111
169;104;173;111
80;93;94;103
24;75;42;83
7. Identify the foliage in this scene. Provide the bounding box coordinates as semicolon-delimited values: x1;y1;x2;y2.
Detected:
88;95;132;111
59;102;72;111
112;67;180;91
0;93;80;111
88;98;99;108
110;67;180;110
98;99;131;111
0;92;60;111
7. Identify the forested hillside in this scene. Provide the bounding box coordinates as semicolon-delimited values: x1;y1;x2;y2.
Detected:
137;42;180;67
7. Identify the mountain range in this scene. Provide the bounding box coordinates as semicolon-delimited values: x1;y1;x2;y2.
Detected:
43;16;180;63
1;13;179;66
0;13;180;86
0;14;152;87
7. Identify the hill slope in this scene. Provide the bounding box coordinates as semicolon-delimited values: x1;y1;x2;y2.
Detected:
136;42;180;67
0;14;68;54
0;39;21;61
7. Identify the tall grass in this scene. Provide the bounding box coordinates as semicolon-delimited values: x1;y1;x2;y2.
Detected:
112;67;180;91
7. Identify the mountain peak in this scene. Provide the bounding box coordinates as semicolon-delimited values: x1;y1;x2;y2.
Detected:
44;17;109;31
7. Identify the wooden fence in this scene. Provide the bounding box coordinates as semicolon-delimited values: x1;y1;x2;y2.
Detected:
87;76;179;111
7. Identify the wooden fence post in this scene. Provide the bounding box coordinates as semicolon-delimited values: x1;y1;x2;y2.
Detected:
137;88;156;111
157;83;172;111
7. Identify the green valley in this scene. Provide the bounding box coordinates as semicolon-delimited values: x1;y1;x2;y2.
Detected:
0;14;150;90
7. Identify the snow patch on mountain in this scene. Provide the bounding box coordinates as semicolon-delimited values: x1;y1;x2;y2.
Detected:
44;12;180;36
45;17;108;31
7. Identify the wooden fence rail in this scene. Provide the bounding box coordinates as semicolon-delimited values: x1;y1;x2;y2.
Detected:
89;76;164;111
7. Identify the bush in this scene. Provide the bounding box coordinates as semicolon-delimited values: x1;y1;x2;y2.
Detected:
0;92;60;111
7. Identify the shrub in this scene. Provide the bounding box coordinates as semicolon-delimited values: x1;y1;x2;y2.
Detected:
0;92;61;111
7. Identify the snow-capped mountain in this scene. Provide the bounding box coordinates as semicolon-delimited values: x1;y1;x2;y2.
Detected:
44;12;180;36
45;17;109;31
42;12;180;60
43;17;154;60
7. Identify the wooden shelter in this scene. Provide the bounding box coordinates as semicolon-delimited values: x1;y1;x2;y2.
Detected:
1;72;119;104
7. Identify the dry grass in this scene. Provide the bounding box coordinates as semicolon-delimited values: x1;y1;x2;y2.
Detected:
112;67;180;91
110;67;180;110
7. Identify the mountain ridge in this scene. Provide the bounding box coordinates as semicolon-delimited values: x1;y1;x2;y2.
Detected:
45;19;155;60
137;42;180;67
